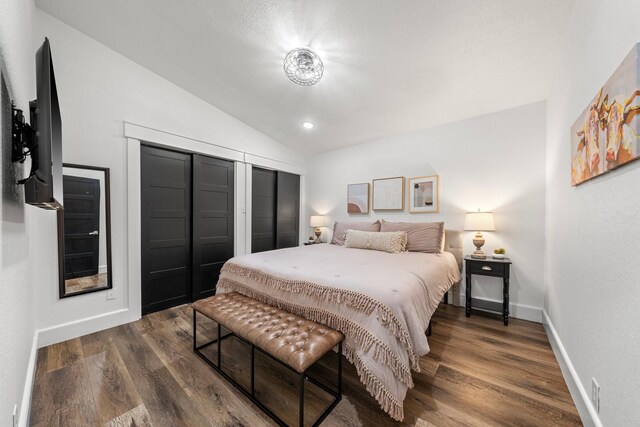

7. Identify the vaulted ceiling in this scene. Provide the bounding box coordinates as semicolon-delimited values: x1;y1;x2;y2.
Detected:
35;0;575;155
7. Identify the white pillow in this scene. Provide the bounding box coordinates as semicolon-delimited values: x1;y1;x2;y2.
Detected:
344;230;407;254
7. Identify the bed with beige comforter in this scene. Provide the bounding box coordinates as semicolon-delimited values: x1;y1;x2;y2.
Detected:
216;243;461;421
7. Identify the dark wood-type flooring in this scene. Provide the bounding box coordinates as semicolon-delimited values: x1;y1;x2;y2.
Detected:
30;304;582;426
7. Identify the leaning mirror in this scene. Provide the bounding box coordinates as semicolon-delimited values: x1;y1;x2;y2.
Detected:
58;164;112;298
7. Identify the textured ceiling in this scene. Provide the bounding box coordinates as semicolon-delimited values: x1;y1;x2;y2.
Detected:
35;0;575;155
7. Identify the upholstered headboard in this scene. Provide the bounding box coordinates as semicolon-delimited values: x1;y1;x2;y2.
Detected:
444;229;463;272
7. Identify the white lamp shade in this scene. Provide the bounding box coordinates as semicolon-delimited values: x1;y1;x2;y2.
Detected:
309;215;326;228
464;211;495;231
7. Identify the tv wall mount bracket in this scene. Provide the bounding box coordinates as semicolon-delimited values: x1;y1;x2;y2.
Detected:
11;100;38;184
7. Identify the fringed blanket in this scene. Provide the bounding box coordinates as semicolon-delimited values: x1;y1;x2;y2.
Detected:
216;244;461;421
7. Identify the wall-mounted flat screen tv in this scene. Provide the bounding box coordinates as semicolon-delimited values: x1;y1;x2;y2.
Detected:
23;38;63;209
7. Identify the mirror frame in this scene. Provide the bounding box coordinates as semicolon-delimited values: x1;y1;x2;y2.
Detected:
58;163;113;298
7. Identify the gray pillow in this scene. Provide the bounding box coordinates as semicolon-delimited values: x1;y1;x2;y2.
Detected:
330;220;381;246
379;220;444;253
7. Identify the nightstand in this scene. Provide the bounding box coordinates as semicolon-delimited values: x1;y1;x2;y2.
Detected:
464;256;512;325
303;241;323;246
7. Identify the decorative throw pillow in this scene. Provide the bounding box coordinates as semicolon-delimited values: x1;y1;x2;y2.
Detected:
379;220;444;253
344;230;407;254
330;220;381;246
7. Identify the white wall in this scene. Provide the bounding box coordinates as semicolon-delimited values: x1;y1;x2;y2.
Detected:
306;102;547;321
545;1;640;425
32;10;304;345
0;0;42;425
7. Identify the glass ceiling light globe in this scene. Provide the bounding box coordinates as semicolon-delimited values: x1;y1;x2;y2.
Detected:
284;48;324;86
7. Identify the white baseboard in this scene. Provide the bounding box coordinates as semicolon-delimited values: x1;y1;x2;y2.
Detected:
18;332;38;427
456;294;542;323
37;308;137;348
543;310;602;427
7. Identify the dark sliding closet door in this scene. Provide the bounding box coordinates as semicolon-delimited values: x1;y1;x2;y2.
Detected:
141;146;192;315
192;154;234;300
141;146;235;315
276;171;300;249
251;167;300;253
251;167;277;253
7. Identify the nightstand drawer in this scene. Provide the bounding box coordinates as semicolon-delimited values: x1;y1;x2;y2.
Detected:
467;261;505;277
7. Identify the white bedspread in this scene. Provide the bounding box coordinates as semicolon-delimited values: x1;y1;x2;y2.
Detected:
216;244;461;420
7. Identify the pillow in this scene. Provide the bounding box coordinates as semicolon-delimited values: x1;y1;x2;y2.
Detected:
379;220;444;253
330;220;381;246
344;230;407;254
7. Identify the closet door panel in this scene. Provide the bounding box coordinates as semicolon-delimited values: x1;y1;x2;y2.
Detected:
276;171;300;249
141;146;191;315
192;154;234;300
251;167;276;253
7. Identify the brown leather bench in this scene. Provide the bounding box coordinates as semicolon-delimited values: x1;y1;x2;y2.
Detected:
192;292;344;427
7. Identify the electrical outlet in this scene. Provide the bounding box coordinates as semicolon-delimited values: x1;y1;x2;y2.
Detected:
12;404;17;427
107;288;116;300
591;378;600;412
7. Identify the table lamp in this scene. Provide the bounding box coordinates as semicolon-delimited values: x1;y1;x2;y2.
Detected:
309;215;327;243
464;210;495;259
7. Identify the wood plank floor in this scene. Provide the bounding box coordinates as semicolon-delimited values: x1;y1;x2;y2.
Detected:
30;304;582;426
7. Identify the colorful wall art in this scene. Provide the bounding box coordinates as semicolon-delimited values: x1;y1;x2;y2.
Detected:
571;43;640;186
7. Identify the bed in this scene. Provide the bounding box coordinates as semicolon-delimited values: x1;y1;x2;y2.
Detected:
215;230;463;421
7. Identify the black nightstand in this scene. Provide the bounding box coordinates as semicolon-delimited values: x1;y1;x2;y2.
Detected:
464;256;512;325
303;241;323;246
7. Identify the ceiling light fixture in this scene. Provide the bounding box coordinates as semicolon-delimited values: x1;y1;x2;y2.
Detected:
284;48;324;86
302;121;314;129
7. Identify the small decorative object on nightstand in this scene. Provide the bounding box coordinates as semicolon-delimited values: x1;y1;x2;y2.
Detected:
492;248;506;259
309;215;327;243
465;255;511;325
464;210;495;259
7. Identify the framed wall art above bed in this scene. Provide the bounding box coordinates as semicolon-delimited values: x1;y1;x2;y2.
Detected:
409;175;439;213
372;176;404;210
347;182;370;213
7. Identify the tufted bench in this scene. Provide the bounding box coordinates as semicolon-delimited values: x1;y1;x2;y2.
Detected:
192;292;344;427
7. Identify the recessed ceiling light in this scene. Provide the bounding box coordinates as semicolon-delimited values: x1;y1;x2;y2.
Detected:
302;121;314;129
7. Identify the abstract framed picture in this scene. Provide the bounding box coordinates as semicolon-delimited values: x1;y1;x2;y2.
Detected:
409;175;439;213
571;42;640;186
372;176;404;211
347;183;370;214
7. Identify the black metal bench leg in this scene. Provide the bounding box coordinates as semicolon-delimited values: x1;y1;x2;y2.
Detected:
299;373;305;427
217;322;222;368
338;342;343;395
251;345;255;397
193;309;197;351
427;320;432;336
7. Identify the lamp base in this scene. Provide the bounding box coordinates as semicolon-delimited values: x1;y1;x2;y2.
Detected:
314;227;322;243
471;231;486;259
470;250;487;259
